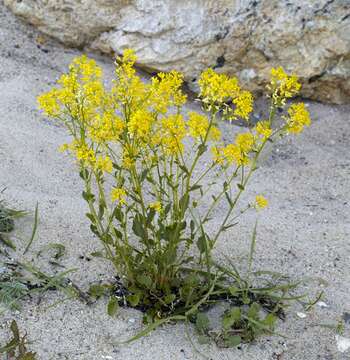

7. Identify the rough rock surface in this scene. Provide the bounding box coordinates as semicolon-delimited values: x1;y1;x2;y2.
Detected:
4;0;350;103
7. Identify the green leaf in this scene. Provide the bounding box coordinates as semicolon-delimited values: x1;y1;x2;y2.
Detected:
179;164;189;175
146;208;156;225
18;353;37;360
195;312;210;333
85;213;95;223
79;169;89;179
120;315;186;344
23;202;39;254
224;191;233;207
224;335;241;347
37;243;66;260
113;228;123;239
263;313;277;330
137;274;152;288
163;203;172;216
197;335;210;344
222;307;241;330
222;223;237;231
247;302;260;320
113;207;124;222
127;293;140;307
164;293;176;304
89;284;107;298
228;286;239;296
0;233;16;250
196;235;207;254
90;251;104;258
179;194;189;212
10;320;20;341
237;183;245;191
132;215;146;239
0;338;17;354
98;203;105;220
107;296;119;317
140;169;148;182
198;144;207;156
189;184;202;192
90;224;99;235
82;191;95;202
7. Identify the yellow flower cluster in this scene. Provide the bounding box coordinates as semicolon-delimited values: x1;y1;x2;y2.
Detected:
187;112;221;141
150;71;187;113
128;109;153;139
188;112;209;139
111;187;126;205
269;67;301;106
73;142;95;164
88;112;124;143
198;68;253;121
96;155;113;173
255;195;268;209
286;103;311;134
38;55;105;121
113;49;150;111
255;121;272;140
161;114;186;154
212;132;256;166
38;49;310;181
149;201;162;213
60;140;114;174
232;90;254;120
199;68;240;104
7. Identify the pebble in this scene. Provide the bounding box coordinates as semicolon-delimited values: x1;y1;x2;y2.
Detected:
296;312;307;319
335;335;350;353
317;301;329;308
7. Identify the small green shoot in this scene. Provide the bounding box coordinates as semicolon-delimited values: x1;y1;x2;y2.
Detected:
0;320;37;359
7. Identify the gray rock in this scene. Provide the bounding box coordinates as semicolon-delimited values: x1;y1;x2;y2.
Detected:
4;0;350;104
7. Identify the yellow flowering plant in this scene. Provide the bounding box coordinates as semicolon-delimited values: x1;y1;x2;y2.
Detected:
38;51;311;346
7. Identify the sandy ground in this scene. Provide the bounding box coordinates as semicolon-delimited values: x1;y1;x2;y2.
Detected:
0;3;350;359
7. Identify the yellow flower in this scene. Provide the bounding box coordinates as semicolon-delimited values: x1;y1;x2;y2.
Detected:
149;201;162;213
198;68;240;104
286;103;311;134
111;188;126;205
161;114;186;154
128;109;153;139
37;89;61;117
96;155;113;173
58;143;69;153
150;70;187;113
72;55;102;81
73;142;96;166
114;49;149;106
269;67;301;106
187;112;209;140
211;145;225;165
223;144;241;164
233;90;253;120
88;113;124;143
255;121;272;140
235;132;255;153
255;195;268;209
209;126;221;141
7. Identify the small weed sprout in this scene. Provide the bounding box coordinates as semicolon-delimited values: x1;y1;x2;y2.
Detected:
38;51;311;346
0;320;37;359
